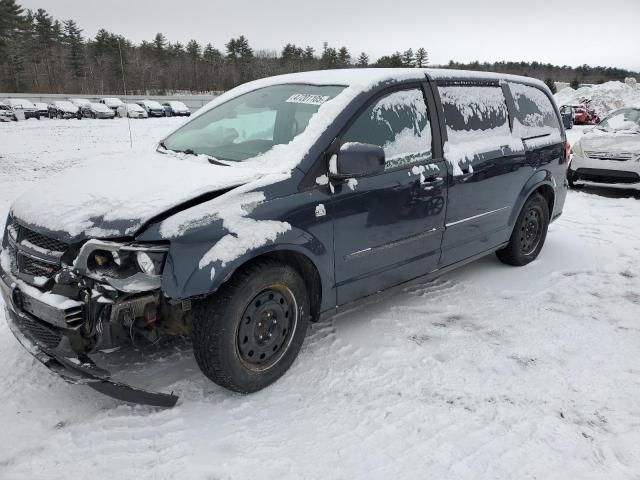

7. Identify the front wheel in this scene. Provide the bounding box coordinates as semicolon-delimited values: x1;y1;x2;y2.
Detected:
192;260;310;393
497;193;549;266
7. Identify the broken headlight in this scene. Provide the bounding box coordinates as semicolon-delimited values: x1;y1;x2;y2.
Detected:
75;240;169;292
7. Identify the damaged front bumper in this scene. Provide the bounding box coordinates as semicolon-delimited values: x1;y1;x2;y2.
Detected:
0;263;179;408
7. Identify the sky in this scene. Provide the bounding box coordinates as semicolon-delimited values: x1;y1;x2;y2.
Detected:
17;0;640;71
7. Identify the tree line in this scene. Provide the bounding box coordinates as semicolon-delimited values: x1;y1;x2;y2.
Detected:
0;0;636;95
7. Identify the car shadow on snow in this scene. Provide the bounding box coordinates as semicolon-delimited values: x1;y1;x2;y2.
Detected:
576;184;640;200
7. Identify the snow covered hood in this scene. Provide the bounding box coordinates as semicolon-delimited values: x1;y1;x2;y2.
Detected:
579;130;640;153
9;151;267;241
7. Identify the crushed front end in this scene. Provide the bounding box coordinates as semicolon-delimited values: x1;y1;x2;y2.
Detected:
0;216;189;407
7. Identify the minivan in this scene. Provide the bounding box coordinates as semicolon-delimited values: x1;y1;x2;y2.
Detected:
1;69;568;406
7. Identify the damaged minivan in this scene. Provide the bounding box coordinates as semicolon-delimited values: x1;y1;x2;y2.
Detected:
1;69;569;406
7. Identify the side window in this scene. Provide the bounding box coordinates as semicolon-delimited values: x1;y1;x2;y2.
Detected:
438;85;510;138
437;85;511;173
341;88;432;170
508;83;560;138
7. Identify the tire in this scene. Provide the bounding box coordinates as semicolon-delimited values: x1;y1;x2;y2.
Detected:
567;169;582;189
192;260;310;393
496;193;549;266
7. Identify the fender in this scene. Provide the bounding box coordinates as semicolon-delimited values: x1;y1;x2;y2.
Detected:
509;168;556;228
160;225;334;310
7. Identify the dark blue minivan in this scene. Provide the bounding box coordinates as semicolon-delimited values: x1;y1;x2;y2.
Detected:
1;69;568;406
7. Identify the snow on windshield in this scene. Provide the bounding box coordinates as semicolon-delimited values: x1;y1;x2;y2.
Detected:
144;100;163;109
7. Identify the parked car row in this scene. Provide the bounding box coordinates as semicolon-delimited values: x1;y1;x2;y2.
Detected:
0;97;191;121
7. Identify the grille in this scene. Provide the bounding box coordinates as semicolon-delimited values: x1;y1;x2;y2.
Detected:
18;253;60;277
585;151;635;162
8;220;68;281
21;313;63;349
21;227;67;253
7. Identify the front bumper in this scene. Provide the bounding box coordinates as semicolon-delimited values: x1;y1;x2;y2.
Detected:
570;154;640;184
0;263;178;407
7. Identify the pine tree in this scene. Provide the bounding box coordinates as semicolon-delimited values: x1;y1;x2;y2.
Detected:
544;78;557;94
63;19;84;82
0;0;24;59
415;48;428;67
356;52;369;67
401;48;414;67
337;46;351;67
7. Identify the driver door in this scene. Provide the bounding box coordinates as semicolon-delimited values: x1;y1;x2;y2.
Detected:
328;85;447;305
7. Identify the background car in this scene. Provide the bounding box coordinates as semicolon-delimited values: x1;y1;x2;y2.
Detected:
136;99;165;117
33;102;49;118
571;104;599;125
99;97;124;112
48;101;81;119
3;98;39;119
81;102;116;119
116;103;148;118
568;107;640;187
560;105;573;129
162;101;191;117
0;102;17;121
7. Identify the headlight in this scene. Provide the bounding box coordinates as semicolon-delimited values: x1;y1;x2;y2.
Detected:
136;251;166;276
76;240;168;284
571;141;584;157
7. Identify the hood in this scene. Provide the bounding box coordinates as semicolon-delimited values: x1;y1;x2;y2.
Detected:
580;130;640;153
10;151;269;242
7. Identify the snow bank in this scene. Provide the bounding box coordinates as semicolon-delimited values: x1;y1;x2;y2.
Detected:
555;79;640;118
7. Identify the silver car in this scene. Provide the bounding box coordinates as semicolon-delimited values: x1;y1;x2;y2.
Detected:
569;107;640;187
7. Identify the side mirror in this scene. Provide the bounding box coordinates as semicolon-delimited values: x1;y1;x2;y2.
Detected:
330;142;385;179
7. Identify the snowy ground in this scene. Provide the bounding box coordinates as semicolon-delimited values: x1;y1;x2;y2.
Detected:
0;119;639;479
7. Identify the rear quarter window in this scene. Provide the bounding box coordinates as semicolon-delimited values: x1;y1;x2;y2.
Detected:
508;83;560;138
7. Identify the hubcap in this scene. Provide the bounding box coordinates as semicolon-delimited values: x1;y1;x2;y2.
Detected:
236;285;297;371
519;207;543;255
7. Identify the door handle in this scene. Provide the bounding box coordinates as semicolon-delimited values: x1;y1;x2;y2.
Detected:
420;175;443;186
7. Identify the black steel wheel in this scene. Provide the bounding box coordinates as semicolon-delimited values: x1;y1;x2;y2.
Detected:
192;260;310;393
519;205;543;255
237;286;298;371
497;193;549;266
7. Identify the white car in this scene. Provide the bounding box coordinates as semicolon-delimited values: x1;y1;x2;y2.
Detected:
3;98;39;119
117;103;148;119
83;102;116;119
0;102;17;122
569;107;640;187
100;97;124;112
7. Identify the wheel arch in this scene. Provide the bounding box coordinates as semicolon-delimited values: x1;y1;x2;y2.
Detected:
228;249;324;322
509;171;556;227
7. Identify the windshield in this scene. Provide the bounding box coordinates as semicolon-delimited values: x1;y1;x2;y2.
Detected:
598;108;640;132
163;84;344;162
104;98;122;106
56;101;77;110
127;103;144;112
91;103;111;112
144;100;163;109
10;99;35;108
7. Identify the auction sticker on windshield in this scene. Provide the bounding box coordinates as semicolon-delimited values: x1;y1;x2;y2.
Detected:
286;94;330;105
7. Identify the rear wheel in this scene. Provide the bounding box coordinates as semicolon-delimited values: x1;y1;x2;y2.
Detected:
192;260;310;393
497;193;549;266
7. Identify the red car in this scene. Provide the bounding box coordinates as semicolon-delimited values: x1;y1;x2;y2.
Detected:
571;105;599;125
